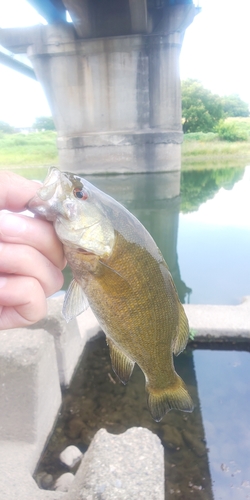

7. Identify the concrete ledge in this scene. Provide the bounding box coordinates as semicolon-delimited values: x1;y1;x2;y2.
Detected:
30;295;101;386
64;428;164;500
0;443;64;500
57;130;183;149
0;328;61;446
0;328;63;499
184;296;250;343
0;297;100;500
57;142;181;174
0;296;249;499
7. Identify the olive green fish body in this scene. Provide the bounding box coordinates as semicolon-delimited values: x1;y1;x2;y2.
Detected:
65;231;192;420
28;167;193;421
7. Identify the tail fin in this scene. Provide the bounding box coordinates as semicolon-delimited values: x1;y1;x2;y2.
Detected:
147;376;194;422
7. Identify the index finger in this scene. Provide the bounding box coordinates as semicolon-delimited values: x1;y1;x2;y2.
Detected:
0;171;41;212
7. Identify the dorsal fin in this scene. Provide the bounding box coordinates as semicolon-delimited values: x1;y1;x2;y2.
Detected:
107;338;134;384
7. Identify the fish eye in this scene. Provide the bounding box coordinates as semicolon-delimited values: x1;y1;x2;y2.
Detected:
73;188;88;200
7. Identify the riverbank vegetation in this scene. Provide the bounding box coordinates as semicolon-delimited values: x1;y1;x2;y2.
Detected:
181;79;249;133
0;131;58;179
1;119;250;175
182;117;250;170
181;80;250;168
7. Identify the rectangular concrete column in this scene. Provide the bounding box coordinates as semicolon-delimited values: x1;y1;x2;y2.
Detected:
0;328;61;447
148;34;182;130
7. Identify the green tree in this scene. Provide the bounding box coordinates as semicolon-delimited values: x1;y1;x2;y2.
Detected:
181;79;223;133
216;120;248;142
33;116;55;130
0;121;15;133
221;94;249;117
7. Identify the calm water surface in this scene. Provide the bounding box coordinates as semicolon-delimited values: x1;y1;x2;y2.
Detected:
194;350;250;500
36;339;250;500
36;165;250;499
178;167;250;304
64;164;250;305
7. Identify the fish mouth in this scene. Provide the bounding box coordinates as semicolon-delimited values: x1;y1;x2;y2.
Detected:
76;248;96;255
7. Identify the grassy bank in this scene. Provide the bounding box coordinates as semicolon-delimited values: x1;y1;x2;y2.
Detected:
0;130;58;166
181;117;250;170
182;134;250;170
0;118;250;175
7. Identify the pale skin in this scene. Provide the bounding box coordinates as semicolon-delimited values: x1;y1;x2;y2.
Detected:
0;171;66;330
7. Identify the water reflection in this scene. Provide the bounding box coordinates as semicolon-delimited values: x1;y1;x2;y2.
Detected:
35;336;214;500
63;165;249;304
178;166;250;304
35;339;250;499
180;166;245;214
194;350;250;500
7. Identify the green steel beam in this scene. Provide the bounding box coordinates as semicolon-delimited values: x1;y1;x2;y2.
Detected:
0;52;37;80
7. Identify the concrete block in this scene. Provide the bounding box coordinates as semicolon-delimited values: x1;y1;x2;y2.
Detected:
57;138;182;174
0;442;64;500
30;295;100;386
0;325;66;500
185;296;250;343
0;328;61;447
76;306;101;344
64;428;164;500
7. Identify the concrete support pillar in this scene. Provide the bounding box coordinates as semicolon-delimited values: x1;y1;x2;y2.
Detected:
0;4;197;173
62;0;93;38
129;0;148;34
148;35;182;130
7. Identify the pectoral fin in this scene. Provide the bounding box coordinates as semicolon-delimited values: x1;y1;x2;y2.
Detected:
107;338;134;384
63;279;89;322
172;302;190;356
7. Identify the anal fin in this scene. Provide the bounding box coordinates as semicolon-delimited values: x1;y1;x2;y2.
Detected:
107;338;134;385
62;279;89;322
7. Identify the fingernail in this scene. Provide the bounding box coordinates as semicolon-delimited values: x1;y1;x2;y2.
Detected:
0;213;27;236
0;277;7;288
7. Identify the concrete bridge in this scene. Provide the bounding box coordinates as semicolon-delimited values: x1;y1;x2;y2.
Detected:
0;0;198;173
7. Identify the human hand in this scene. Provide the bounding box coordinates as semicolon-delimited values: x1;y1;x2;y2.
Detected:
0;171;66;330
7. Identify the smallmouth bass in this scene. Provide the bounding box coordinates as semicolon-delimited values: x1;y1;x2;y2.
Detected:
28;167;193;421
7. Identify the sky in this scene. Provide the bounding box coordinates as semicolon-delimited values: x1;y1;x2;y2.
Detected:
0;0;250;127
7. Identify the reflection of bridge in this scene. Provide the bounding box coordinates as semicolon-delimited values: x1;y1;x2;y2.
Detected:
0;0;198;173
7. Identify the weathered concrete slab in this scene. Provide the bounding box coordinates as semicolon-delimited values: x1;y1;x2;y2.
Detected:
0;442;64;500
64;427;164;500
0;328;63;499
184;296;250;343
30;295;100;386
0;328;61;447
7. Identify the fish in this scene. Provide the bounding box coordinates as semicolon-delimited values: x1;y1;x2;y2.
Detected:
28;167;193;421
